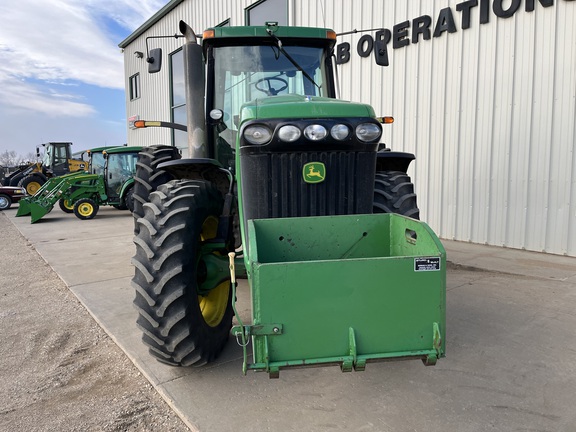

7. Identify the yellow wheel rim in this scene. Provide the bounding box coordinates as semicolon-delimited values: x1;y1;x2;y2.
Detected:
78;203;94;217
199;281;230;327
63;200;74;210
198;216;229;327
27;182;41;195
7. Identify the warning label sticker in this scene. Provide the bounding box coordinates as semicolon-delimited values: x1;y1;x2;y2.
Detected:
414;257;441;272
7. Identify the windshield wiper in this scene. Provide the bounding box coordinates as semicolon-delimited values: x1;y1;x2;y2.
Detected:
266;29;321;91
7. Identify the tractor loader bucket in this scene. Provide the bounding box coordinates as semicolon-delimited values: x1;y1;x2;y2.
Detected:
16;198;32;216
15;171;101;223
28;201;53;223
236;213;446;377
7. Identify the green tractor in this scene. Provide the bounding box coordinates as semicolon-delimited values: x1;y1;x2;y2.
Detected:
131;22;445;377
17;146;141;223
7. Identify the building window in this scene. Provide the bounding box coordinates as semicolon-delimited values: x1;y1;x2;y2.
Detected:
129;73;140;101
169;49;187;151
245;0;288;26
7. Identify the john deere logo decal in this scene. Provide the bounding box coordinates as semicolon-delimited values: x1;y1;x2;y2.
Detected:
303;162;326;184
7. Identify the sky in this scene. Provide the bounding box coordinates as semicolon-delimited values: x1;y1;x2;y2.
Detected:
0;0;167;157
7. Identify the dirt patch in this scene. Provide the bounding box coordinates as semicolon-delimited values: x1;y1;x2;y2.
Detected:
0;212;189;431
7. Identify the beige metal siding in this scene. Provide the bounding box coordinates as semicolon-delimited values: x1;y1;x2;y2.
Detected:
123;0;576;256
295;0;576;256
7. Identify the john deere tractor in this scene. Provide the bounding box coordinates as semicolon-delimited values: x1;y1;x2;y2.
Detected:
17;146;141;223
131;22;445;377
1;142;87;195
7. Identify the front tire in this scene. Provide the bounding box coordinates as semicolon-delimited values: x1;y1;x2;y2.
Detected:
132;180;233;366
373;171;420;219
73;198;99;220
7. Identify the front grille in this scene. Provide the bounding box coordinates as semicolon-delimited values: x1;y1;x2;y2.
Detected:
240;151;376;221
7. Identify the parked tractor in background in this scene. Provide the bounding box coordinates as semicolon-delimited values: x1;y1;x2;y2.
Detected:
17;146;141;223
131;22;445;377
0;142;87;195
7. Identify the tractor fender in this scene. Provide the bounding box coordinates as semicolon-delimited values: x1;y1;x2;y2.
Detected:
119;177;135;199
376;151;415;173
158;158;232;196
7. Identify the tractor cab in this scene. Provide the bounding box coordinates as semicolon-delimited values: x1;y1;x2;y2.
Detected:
86;146;116;177
39;142;74;176
103;147;140;200
203;24;337;152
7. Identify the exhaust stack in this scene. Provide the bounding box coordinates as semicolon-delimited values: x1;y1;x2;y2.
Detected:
179;20;207;158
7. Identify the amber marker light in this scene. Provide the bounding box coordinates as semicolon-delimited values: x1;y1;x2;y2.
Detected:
377;116;394;124
203;29;215;39
326;30;337;40
134;120;146;128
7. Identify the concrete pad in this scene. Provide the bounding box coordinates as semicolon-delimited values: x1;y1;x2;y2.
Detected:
10;207;134;286
442;239;576;281
6;206;576;432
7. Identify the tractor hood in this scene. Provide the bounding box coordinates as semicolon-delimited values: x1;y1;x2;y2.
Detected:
240;95;376;122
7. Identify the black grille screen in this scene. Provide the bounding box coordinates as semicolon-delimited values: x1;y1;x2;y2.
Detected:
240;151;376;221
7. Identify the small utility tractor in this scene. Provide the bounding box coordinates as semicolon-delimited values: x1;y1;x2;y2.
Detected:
131;22;445;377
17;146;141;223
1;142;87;195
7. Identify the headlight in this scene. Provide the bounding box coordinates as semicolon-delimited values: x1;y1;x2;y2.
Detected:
278;125;301;142
209;109;223;121
330;124;350;141
303;124;327;141
355;123;381;142
244;125;272;145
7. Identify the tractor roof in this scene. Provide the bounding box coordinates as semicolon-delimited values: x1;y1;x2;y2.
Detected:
204;25;336;41
104;146;143;154
87;146;116;154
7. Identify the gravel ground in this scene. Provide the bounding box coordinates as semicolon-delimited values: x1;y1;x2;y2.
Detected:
0;212;190;432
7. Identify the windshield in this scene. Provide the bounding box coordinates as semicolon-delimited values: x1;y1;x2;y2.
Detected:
106;152;138;197
91;153;106;176
212;44;330;132
42;146;51;166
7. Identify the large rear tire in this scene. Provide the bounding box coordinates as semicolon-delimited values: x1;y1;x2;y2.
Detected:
19;175;45;195
132;180;233;366
58;198;74;213
132;145;181;234
373;171;420;219
124;187;135;213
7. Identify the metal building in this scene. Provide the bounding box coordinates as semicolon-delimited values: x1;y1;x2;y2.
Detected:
119;0;576;256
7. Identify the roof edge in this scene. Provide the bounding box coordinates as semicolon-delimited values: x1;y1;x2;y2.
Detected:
118;0;185;48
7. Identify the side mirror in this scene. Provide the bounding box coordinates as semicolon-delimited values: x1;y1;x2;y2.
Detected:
374;29;391;67
374;39;389;67
148;48;163;74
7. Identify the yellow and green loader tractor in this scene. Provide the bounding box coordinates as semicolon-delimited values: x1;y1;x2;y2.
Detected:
131;22;445;377
1;142;87;195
